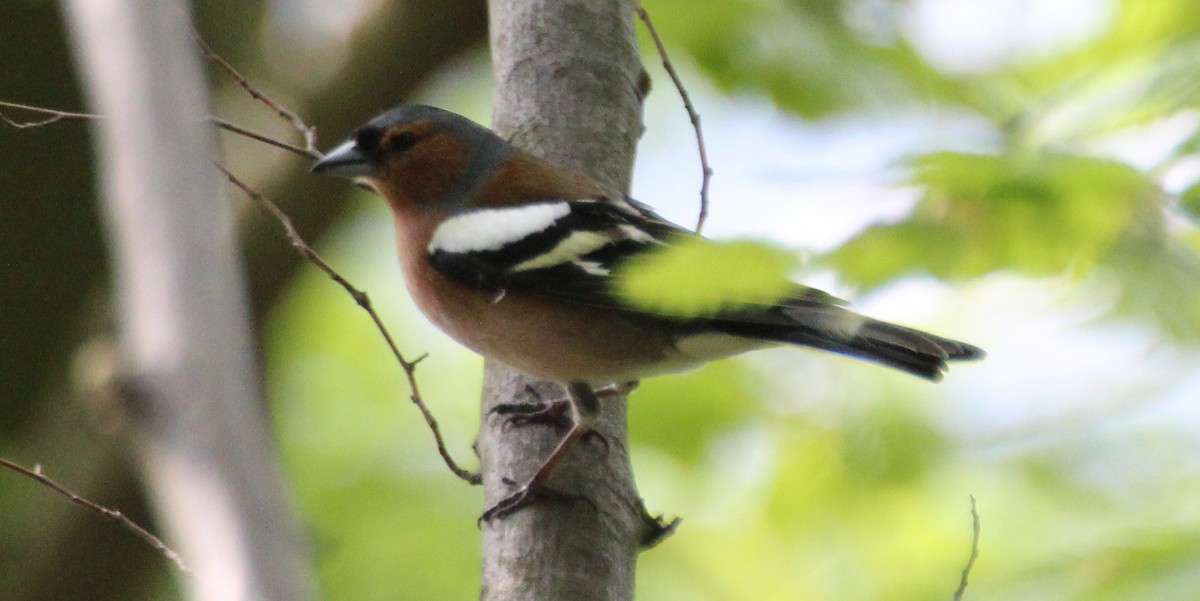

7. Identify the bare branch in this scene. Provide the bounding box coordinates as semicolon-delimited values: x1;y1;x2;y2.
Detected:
0;99;103;128
0;457;190;575
210;117;321;160
191;32;319;153
953;495;981;601
0;99;319;164
632;1;713;234
215;163;480;485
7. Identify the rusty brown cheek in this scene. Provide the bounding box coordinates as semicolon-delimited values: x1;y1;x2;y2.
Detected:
379;131;471;209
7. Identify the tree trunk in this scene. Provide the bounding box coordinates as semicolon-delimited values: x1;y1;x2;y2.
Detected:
62;2;313;600
480;1;650;600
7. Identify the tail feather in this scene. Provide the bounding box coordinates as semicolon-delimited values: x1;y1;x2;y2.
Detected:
712;306;984;381
811;318;983;380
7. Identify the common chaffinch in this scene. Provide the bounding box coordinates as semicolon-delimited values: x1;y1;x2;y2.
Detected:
312;104;984;519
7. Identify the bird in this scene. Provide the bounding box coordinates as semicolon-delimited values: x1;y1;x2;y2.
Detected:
312;104;984;520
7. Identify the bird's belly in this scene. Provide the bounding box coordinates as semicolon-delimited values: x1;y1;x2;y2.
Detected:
403;258;678;385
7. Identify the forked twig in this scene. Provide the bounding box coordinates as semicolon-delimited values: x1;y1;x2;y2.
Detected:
632;1;713;234
191;32;318;153
216;163;481;485
0;458;190;575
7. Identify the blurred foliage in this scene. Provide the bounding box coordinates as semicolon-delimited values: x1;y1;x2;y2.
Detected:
267;204;486;600
831;151;1155;284
628;360;758;462
643;0;1200;338
1181;182;1200;221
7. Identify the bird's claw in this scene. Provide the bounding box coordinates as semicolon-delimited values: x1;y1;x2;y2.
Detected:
479;485;535;524
479;483;597;524
489;399;573;431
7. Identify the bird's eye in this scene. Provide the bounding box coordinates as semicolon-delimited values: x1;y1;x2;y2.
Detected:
388;131;419;153
355;126;383;152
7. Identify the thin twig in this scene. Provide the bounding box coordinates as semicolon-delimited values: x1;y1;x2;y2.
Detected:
0;100;104;128
216;163;481;485
191;32;318;153
0;457;191;575
632;1;713;234
953;495;981;601
0;99;321;164
210;117;321;160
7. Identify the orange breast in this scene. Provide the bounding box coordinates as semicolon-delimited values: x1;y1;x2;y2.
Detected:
404;253;680;384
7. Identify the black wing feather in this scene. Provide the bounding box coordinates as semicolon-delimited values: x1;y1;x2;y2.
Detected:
427;197;680;305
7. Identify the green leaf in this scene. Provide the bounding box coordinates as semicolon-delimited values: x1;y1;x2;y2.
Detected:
616;237;800;316
645;0;939;118
830;151;1156;287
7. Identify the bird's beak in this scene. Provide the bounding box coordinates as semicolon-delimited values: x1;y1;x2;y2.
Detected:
311;139;374;178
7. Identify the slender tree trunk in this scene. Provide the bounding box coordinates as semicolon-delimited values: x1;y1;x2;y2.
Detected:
62;2;313;600
480;1;650;600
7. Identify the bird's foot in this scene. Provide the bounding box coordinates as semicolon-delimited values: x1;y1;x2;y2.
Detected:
490;399;607;450
479;478;596;524
489;398;572;431
479;481;535;523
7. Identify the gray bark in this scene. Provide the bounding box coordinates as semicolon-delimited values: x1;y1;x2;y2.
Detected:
62;2;313;600
481;1;649;600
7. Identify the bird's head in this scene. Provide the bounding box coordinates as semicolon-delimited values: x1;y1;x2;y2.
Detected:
312;105;512;211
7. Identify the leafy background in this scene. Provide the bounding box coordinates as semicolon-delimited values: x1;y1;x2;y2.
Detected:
3;0;1200;599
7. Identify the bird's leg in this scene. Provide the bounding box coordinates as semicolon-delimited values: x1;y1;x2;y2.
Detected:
481;381;601;522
